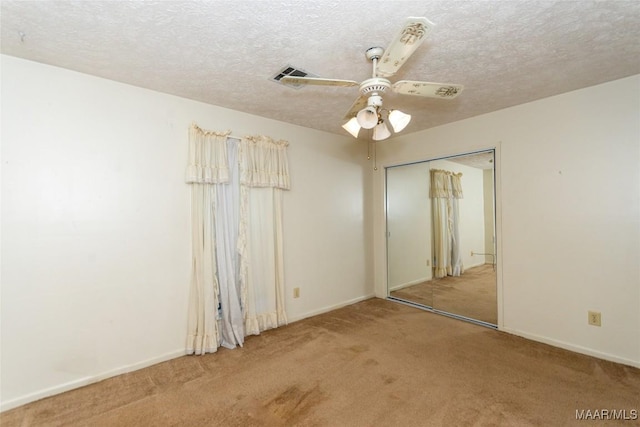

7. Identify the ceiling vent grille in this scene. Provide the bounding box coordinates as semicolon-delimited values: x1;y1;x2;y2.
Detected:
271;65;317;89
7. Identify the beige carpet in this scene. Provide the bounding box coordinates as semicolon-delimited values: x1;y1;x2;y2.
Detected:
391;264;497;324
2;298;639;426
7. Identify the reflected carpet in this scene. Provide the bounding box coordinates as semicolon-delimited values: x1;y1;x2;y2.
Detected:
391;264;497;324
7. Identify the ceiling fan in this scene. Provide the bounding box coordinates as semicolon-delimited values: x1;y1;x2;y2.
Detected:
280;17;464;141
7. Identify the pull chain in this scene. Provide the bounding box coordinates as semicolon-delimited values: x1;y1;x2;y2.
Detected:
373;141;377;171
367;140;378;171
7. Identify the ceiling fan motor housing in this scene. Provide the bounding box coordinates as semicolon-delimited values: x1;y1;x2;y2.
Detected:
365;46;385;61
360;77;391;96
367;94;383;108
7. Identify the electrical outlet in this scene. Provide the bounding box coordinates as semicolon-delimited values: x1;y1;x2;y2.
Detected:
588;311;601;327
293;287;300;298
426;259;430;266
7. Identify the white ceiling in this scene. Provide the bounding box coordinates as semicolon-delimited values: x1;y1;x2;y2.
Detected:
448;151;494;170
2;1;639;137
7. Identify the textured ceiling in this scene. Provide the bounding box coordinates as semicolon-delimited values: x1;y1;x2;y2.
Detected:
448;151;494;170
2;1;639;137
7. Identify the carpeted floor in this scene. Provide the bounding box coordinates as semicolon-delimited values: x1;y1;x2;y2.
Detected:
2;298;638;426
390;264;497;324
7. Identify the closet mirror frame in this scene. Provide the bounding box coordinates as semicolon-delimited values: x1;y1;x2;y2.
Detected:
384;148;500;329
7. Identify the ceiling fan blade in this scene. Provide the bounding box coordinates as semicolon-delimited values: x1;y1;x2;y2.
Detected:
376;17;434;78
280;76;359;87
343;95;368;120
392;81;464;99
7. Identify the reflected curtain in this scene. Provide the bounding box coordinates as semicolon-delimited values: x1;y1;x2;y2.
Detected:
430;169;464;279
186;125;290;355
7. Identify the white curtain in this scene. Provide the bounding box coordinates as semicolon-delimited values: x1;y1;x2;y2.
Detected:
186;125;290;355
215;139;244;349
186;126;228;355
430;169;464;279
238;136;289;335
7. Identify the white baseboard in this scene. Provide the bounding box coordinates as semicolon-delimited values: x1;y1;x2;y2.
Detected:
388;277;431;292
500;327;640;369
287;294;376;324
2;295;377;413
466;261;486;270
7;300;635;413
0;349;186;412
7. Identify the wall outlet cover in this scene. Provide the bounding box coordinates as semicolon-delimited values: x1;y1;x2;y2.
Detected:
588;311;601;327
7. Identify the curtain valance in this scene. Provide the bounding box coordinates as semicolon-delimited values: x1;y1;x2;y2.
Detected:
240;135;290;190
185;124;290;190
430;169;463;199
186;125;231;184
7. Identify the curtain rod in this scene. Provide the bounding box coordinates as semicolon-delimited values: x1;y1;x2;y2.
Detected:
190;123;288;146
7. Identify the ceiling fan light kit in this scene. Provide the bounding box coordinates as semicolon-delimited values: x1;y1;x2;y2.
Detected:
356;106;379;129
388;109;412;133
373;121;391;141
280;17;464;142
341;117;362;138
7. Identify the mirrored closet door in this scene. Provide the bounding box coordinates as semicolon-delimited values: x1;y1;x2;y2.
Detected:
386;150;497;327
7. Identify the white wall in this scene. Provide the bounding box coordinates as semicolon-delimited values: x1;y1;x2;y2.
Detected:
0;55;373;410
373;75;640;367
386;162;431;290
483;169;496;264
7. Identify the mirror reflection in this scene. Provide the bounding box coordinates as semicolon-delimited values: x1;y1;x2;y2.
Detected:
386;150;497;326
